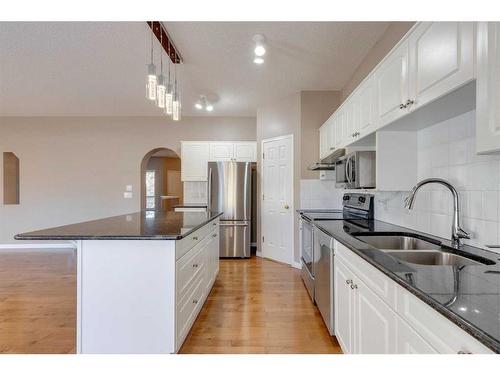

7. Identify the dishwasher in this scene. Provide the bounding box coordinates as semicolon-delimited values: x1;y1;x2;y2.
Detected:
313;225;335;335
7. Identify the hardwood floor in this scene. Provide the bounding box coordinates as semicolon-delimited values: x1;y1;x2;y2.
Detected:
0;250;340;354
180;256;342;354
0;249;76;353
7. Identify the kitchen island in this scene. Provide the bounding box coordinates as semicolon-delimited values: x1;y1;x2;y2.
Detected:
15;210;222;354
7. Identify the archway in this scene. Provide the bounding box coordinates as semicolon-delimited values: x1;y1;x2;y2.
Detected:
140;148;183;212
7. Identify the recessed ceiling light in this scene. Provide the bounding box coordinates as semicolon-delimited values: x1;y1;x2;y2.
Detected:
254;57;264;64
253;34;267;57
195;102;203;110
206;105;214;112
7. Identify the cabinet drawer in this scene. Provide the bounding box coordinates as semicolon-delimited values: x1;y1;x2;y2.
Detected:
396;285;493;354
336;242;396;309
176;271;206;349
176;241;206;301
176;220;219;260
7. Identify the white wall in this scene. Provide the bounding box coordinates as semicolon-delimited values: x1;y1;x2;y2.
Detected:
374;110;500;251
0;116;255;244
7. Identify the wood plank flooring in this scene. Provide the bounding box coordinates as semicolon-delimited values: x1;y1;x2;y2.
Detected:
180;256;342;354
0;250;340;354
0;249;76;353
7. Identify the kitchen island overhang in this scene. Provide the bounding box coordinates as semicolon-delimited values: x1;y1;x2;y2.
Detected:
16;210;223;354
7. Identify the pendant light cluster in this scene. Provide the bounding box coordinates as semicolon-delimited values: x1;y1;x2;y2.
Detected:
145;22;182;121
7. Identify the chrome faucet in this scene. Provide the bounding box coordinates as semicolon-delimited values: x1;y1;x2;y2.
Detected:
404;178;470;248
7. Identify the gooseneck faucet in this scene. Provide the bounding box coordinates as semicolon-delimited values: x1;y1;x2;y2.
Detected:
404;178;470;248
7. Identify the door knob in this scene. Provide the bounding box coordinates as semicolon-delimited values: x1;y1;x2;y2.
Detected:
284;204;290;209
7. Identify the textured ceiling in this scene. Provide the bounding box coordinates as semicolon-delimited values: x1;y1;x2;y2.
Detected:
0;21;390;117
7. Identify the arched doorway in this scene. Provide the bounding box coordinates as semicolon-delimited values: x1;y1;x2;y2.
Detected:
140;148;183;212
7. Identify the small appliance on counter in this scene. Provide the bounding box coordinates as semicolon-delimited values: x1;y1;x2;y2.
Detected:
299;193;374;335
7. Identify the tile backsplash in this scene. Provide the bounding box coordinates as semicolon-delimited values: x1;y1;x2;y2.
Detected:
184;181;207;204
376;110;500;252
300;179;343;209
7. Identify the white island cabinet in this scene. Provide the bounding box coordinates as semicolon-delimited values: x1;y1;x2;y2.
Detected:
15;211;221;354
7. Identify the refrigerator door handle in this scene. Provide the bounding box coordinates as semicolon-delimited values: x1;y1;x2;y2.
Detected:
207;167;212;211
219;222;249;227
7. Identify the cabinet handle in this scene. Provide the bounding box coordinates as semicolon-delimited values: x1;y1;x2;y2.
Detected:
346;279;351;285
457;350;472;354
350;283;358;290
193;236;198;241
399;103;407;109
193;263;198;268
330;147;334;150
193;299;199;304
406;99;415;107
212;233;217;238
213;222;217;226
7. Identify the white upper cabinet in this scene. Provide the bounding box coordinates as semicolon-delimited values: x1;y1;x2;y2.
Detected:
408;22;474;111
319;124;328;159
375;40;410;127
476;22;500;154
181;142;210;181
234;142;257;162
357;75;378;137
182;141;256;181
327;115;336;154
209;142;234;161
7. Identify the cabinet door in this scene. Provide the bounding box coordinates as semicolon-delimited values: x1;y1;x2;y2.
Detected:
354;277;397;354
335;109;346;147
375;41;409;127
234;142;257;162
334;259;354;354
327;116;336;154
358;76;378;136
181;142;210;181
396;318;437;354
477;22;500;154
344;96;359;145
319;124;328;159
209;142;234;161
409;22;474;110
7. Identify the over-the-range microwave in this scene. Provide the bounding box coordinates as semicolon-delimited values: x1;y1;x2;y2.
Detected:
335;151;376;189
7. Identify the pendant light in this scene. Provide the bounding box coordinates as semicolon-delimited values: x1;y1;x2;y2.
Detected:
156;31;166;108
146;29;157;101
164;40;174;115
172;64;181;121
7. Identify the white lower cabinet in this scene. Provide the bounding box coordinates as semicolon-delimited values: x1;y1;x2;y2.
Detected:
175;221;219;352
334;242;493;354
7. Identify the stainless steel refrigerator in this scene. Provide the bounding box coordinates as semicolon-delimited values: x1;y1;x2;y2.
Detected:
207;161;251;258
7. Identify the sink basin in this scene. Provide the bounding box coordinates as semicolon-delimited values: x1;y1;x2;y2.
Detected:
384;250;484;266
353;233;441;251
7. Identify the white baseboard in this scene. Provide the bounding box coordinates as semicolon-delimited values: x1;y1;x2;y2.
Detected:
256;251;262;258
292;261;302;269
0;243;77;250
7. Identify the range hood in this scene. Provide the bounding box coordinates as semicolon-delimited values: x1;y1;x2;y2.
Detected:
308;148;345;171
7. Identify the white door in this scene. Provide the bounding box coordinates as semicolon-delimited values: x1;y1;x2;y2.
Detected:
476;22;500;154
334;259;355;354
409;22;474;110
261;135;293;265
209;142;234;161
354;276;397;354
181;142;210;181
234;142;257;162
375;41;410;127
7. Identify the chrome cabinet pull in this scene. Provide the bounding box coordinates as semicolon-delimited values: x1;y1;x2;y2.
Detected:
351;284;358;290
193;299;199;304
399;103;407;109
457;350;472;354
406;99;415;107
212;233;217;238
193;236;198;240
346;279;351;285
193;263;198;268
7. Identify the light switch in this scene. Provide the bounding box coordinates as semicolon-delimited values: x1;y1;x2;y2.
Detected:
126;185;133;192
123;192;133;199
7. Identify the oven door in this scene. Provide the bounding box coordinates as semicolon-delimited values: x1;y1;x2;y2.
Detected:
300;216;315;301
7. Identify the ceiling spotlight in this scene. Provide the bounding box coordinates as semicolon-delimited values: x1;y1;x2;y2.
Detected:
206;104;214;112
195;102;203;110
254;57;264;64
195;96;214;112
253;34;266;57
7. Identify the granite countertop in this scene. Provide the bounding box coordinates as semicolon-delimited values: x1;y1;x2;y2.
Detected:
15;210;223;241
313;218;500;353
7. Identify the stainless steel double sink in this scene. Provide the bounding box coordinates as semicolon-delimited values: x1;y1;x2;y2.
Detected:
352;233;494;267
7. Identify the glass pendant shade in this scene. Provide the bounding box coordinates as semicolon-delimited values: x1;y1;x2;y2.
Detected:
146;63;157;101
172;100;180;121
156;75;166;108
165;84;174;115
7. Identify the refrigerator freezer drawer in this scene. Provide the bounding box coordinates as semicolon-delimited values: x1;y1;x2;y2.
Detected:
219;221;250;258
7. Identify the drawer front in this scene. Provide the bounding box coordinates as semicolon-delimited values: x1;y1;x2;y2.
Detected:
336;242;396;309
395;285;493;354
176;219;219;260
176;271;206;349
176;241;206;301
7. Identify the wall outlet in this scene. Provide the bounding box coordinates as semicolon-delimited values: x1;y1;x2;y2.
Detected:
126;185;133;192
123;192;133;199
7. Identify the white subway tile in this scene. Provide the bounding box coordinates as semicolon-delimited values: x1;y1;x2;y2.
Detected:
469;191;483;219
482;191;498;222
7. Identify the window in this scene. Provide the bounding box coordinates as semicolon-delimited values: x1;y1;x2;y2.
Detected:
145;170;155;210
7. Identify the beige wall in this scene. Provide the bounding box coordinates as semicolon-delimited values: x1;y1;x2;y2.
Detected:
256;91;340;265
0;116;255;243
341;22;415;102
300;91;341;179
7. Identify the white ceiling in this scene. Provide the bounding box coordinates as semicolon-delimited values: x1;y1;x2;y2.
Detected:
0;22;390;117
